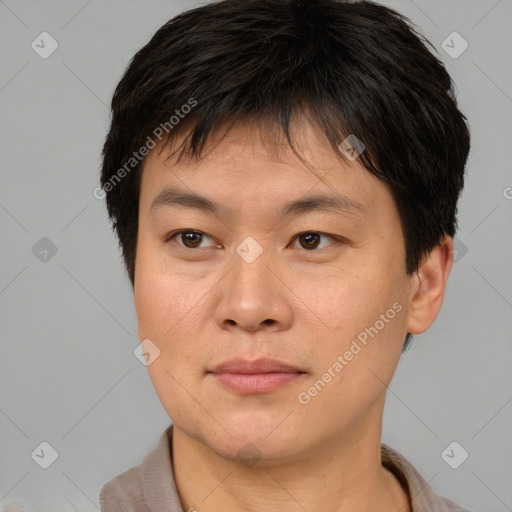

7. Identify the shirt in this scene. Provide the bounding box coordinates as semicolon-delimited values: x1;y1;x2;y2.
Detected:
99;425;474;512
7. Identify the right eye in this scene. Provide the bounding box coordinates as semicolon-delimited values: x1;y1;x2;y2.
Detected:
165;229;219;250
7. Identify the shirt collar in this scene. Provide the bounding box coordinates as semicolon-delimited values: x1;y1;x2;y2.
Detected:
100;424;468;512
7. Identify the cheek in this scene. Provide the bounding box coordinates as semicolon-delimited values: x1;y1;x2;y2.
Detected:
135;276;189;354
134;269;165;341
306;265;391;333
134;262;208;423
134;257;210;373
305;258;408;377
135;246;195;340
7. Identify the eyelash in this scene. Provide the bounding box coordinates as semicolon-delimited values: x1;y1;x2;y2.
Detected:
164;229;343;252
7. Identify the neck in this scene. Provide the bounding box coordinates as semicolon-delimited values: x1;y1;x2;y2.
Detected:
172;419;410;512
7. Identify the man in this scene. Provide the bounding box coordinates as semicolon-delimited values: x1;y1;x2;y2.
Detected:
98;0;472;510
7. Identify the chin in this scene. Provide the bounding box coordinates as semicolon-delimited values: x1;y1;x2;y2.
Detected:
207;414;306;465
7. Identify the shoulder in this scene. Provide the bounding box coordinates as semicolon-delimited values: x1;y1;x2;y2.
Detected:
99;465;147;512
435;495;475;512
381;443;476;512
99;425;183;512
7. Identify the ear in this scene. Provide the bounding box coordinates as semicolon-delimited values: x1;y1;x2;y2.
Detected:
406;234;454;335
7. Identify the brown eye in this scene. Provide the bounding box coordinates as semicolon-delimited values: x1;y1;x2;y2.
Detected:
180;231;203;248
166;230;217;249
292;232;337;251
298;233;320;249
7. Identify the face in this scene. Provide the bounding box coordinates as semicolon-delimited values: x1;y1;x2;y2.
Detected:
134;121;417;464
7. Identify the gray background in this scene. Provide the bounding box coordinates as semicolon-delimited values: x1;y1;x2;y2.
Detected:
1;0;511;511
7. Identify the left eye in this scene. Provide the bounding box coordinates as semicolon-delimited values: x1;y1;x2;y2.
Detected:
290;232;337;251
166;230;337;251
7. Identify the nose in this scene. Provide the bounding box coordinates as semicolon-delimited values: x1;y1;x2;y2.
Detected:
214;244;293;333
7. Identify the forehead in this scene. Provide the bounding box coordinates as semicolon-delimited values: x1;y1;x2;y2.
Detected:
139;121;389;220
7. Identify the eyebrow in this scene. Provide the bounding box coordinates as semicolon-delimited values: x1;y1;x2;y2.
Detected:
149;187;366;218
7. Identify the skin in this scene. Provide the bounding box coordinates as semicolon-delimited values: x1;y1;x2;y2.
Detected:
134;120;453;512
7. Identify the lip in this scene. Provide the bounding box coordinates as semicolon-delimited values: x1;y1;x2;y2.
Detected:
210;357;304;374
209;358;306;394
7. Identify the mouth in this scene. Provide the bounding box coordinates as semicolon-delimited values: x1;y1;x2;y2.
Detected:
208;357;306;394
